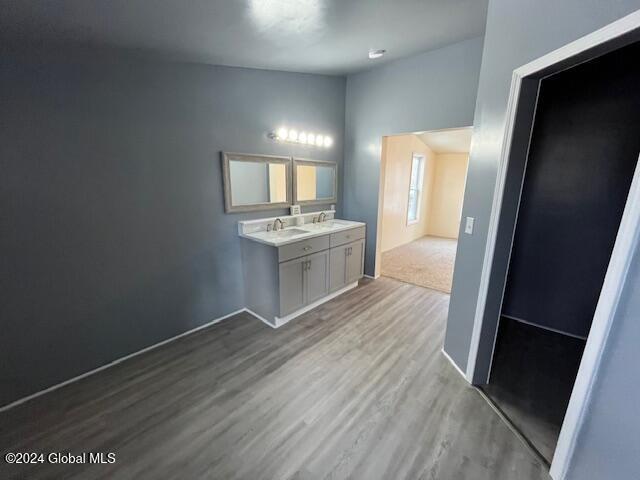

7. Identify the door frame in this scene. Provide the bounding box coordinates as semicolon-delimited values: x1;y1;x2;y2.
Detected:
464;10;640;479
373;126;473;278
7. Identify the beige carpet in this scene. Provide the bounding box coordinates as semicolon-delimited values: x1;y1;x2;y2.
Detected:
381;236;457;293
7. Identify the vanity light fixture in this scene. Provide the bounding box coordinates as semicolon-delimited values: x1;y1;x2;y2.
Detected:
269;127;333;148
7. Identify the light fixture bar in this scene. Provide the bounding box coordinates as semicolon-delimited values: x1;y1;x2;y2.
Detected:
269;128;333;148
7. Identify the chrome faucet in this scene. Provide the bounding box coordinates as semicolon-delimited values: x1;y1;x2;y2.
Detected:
273;218;285;231
318;212;327;223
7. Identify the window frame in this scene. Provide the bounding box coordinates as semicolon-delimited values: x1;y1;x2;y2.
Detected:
406;153;426;226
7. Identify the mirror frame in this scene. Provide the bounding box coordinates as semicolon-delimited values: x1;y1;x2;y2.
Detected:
292;158;338;206
221;152;292;213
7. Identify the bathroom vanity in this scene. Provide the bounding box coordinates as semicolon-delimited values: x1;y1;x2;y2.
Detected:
222;152;363;327
239;211;365;327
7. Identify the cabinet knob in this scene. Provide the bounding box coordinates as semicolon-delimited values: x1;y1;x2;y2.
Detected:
303;246;311;251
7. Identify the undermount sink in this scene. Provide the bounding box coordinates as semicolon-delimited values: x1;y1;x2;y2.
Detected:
238;215;366;247
270;228;310;238
306;220;348;229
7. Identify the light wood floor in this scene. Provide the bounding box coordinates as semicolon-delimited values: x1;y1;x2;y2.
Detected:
0;277;549;480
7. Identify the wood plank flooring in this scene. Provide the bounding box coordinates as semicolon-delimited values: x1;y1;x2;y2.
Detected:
0;277;549;480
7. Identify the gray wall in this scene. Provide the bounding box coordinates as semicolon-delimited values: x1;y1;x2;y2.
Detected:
567;239;640;478
443;0;640;372
342;36;484;275
0;47;345;406
440;2;640;477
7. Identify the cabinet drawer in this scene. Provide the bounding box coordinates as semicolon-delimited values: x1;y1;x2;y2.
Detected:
330;226;365;248
278;235;330;263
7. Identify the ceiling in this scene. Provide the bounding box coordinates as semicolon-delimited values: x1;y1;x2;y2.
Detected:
418;127;473;154
0;0;488;75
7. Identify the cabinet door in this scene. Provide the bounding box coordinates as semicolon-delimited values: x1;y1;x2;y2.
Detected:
306;250;330;304
279;256;306;316
346;239;365;284
329;245;348;292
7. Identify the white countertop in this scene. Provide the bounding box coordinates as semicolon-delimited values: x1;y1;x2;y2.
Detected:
239;219;366;247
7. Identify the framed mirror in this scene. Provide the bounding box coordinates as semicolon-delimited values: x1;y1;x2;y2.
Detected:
221;152;292;213
293;158;338;206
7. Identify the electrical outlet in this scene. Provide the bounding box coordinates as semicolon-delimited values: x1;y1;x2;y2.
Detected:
464;217;475;235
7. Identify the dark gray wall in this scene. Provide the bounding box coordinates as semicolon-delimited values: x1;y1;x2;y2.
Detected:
443;0;640;372
502;42;640;338
0;47;345;406
342;36;484;275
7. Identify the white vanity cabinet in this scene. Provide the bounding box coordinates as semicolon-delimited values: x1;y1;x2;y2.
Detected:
241;223;365;327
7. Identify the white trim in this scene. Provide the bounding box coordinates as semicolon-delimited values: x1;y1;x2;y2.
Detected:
406;153;426;225
551;155;640;479
364;274;380;280
441;348;468;381
466;69;522;381
482;82;544;383
462;10;640;480
467;9;640;383
245;308;278;329
0;308;246;413
1;277;364;413
273;282;358;327
483;81;542;384
1;276;364;412
501;314;588;340
514;13;640;79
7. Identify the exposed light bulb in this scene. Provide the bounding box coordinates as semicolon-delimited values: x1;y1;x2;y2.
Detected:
368;49;386;59
271;127;332;147
277;127;288;140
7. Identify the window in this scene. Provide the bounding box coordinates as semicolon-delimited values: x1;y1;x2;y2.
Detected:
407;153;425;225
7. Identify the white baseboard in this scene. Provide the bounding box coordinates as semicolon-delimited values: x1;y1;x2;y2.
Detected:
244;308;277;329
441;348;470;382
1;280;365;413
363;274;380;280
0;308;246;413
273;282;358;328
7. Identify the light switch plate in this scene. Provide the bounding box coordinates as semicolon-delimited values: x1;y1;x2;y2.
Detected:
464;217;475;235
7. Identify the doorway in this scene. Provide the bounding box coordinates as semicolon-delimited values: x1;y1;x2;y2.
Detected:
375;128;471;293
465;15;640;477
